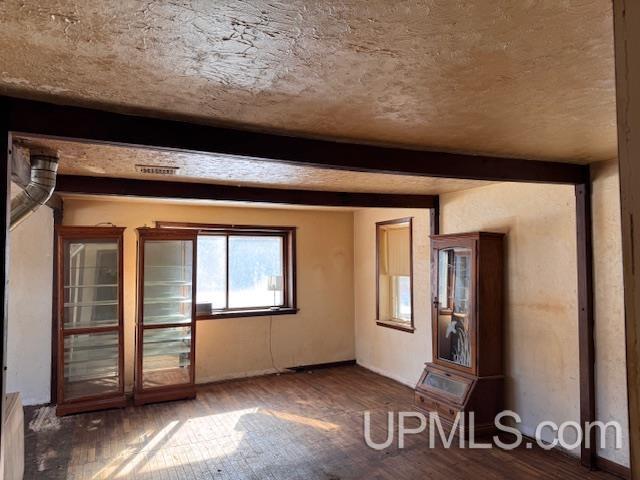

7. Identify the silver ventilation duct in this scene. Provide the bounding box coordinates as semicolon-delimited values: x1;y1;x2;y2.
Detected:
10;148;59;231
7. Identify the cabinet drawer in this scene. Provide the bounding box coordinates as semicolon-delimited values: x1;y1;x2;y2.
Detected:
415;392;460;421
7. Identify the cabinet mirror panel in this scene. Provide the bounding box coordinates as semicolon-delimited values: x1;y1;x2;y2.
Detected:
142;326;192;388
437;247;472;367
63;331;120;400
63;241;119;329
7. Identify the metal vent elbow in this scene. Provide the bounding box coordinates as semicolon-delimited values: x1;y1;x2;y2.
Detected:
10;149;59;231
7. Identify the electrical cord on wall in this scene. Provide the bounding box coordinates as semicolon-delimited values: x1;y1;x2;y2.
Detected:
269;315;292;375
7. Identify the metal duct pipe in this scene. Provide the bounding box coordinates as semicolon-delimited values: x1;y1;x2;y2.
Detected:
10;148;59;231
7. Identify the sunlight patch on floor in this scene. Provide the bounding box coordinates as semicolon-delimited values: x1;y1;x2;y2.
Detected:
92;420;180;479
267;409;340;432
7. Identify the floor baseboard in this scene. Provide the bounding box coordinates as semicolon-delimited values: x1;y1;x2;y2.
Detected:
595;456;631;480
289;359;356;372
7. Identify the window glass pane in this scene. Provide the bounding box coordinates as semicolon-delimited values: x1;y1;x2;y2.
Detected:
196;236;227;310
229;236;284;308
393;275;411;321
377;220;412;323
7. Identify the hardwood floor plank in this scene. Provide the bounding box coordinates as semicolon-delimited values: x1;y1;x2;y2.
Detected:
23;366;619;479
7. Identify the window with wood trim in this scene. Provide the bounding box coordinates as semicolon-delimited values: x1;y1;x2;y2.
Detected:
156;222;297;319
376;218;414;332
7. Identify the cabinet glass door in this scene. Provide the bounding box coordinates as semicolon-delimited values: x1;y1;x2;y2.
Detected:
143;240;194;326
63;331;119;399
140;238;195;391
142;326;192;388
436;247;472;368
61;236;122;403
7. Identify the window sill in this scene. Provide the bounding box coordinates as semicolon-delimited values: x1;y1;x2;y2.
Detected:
197;307;299;320
376;320;415;333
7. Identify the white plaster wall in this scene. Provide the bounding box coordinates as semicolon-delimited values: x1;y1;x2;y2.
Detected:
354;208;431;387
6;200;54;405
592;160;630;467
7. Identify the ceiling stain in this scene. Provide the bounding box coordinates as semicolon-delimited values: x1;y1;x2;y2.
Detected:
0;1;616;163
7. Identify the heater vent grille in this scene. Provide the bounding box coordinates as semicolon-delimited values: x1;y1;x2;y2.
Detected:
135;164;180;176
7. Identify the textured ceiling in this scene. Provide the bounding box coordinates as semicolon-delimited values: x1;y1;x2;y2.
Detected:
0;1;616;163
15;135;491;195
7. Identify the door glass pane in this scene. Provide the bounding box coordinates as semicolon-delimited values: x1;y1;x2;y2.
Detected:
142;327;191;388
143;240;193;325
437;247;472;367
63;241;119;329
228;236;283;308
196;235;227;311
64;331;119;400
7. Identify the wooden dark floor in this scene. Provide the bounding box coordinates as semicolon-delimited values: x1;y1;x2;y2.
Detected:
24;365;618;479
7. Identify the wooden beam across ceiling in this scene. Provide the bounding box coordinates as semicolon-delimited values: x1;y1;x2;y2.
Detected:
4;96;588;185
55;175;438;209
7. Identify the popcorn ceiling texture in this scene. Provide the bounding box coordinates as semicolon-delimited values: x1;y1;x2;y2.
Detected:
0;1;616;163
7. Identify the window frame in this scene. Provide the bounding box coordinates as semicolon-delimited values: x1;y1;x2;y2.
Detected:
156;222;298;320
375;217;415;333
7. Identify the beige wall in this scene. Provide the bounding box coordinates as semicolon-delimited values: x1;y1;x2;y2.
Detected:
354;190;583;450
353;164;628;466
439;164;628;465
62;198;355;388
613;4;640;475
354;208;431;386
592;160;629;466
441;181;581;452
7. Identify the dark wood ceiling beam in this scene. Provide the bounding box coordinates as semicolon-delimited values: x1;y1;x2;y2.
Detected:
55;175;437;209
5;96;588;185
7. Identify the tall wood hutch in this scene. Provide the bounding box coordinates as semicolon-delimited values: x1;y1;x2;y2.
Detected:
134;228;198;405
415;232;504;436
55;226;126;416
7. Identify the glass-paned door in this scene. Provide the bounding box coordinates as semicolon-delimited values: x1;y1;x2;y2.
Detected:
57;227;125;414
136;230;196;400
436;246;473;369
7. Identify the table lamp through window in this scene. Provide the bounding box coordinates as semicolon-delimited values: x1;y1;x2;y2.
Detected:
267;275;283;308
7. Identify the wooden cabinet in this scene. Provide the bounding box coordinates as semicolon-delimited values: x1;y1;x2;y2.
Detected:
134;228;197;405
415;232;504;436
55;226;126;416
